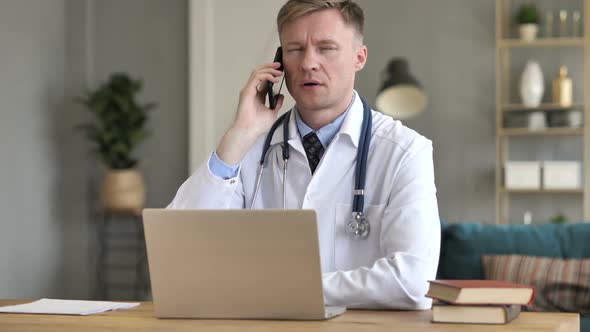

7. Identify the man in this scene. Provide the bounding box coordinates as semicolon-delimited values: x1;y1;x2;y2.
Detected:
169;0;440;310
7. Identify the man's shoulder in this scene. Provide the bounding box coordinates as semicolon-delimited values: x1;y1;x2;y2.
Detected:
370;110;432;154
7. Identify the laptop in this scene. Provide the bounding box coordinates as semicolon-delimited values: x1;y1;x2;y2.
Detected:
142;209;346;320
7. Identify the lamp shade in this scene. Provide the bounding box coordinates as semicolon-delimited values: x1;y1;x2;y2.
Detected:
376;58;427;119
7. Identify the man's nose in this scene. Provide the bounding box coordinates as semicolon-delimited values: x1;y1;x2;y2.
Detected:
300;49;319;72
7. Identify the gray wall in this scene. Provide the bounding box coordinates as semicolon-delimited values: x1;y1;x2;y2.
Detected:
0;0;187;299
356;0;497;223
0;0;66;299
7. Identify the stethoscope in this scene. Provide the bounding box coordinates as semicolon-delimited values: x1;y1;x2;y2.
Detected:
251;97;373;240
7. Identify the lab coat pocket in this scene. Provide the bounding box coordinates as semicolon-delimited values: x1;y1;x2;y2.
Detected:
334;203;385;271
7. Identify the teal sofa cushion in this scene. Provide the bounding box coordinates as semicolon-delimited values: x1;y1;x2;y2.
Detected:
438;222;590;280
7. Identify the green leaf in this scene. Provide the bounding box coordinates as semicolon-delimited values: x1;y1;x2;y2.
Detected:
516;4;539;24
74;72;156;169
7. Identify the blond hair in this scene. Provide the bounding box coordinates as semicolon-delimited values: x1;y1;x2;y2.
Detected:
277;0;365;42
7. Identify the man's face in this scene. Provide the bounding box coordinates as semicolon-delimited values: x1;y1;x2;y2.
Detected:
280;9;367;112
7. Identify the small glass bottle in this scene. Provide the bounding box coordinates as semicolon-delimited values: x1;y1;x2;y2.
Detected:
559;10;568;37
545;11;554;37
572;10;581;37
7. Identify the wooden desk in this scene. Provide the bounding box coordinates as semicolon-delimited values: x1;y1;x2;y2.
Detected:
0;300;579;332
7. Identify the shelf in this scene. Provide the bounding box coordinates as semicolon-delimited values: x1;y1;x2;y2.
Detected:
501;103;584;112
500;127;584;136
501;188;583;194
499;38;586;48
495;0;590;225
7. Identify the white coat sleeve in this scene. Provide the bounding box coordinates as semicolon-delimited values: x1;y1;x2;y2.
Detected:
322;142;440;310
167;154;246;209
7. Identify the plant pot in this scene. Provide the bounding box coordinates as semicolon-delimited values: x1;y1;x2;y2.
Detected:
518;24;539;41
101;169;146;214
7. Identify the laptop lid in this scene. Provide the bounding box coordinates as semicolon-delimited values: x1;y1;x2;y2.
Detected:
142;209;328;320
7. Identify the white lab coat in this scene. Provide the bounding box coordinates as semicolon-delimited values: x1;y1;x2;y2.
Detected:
169;92;441;310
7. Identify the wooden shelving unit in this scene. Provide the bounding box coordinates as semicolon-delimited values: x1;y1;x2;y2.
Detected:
501;103;584;111
499;37;585;47
499;128;584;136
495;0;590;224
500;188;584;194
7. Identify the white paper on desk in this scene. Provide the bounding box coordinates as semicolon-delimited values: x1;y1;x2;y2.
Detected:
0;298;139;315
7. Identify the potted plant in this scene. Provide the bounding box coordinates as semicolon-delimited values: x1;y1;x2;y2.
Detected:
550;213;567;224
77;73;156;215
516;3;540;41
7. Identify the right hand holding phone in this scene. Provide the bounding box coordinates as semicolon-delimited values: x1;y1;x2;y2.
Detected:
234;62;285;136
216;62;284;166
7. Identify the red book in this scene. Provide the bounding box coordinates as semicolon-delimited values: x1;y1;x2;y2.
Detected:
426;280;535;305
432;303;521;324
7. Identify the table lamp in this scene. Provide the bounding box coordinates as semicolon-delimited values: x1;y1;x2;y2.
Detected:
376;57;427;119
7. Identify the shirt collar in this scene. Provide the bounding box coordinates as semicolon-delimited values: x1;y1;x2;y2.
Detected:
270;90;364;148
294;92;354;148
337;90;364;148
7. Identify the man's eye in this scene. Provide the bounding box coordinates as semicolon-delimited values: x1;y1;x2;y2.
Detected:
320;47;337;51
287;48;303;53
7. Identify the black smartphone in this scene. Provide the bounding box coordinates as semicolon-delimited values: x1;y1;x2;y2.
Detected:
267;46;284;110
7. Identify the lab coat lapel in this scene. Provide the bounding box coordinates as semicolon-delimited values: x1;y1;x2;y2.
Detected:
306;96;364;202
269;109;306;156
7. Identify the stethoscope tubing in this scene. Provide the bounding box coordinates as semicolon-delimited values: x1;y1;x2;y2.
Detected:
251;98;372;225
353;102;372;214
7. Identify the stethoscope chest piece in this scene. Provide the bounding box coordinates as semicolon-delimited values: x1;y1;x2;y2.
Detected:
346;212;370;240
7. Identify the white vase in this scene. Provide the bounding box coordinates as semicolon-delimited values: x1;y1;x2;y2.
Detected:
528;111;547;130
519;24;539;41
520;60;544;107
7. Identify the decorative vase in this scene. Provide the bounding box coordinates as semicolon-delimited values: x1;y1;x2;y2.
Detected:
518;23;539;41
101;169;146;215
528;111;547;130
520;60;544;107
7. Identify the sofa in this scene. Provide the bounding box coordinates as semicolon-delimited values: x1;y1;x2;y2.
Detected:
437;222;590;332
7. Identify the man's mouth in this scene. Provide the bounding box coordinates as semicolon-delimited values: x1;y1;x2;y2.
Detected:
302;80;321;87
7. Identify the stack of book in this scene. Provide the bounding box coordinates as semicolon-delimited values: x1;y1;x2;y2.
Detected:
426;280;536;324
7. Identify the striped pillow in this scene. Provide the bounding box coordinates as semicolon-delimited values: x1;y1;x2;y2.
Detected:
481;255;590;313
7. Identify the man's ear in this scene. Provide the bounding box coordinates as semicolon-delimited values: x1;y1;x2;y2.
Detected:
354;45;368;71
